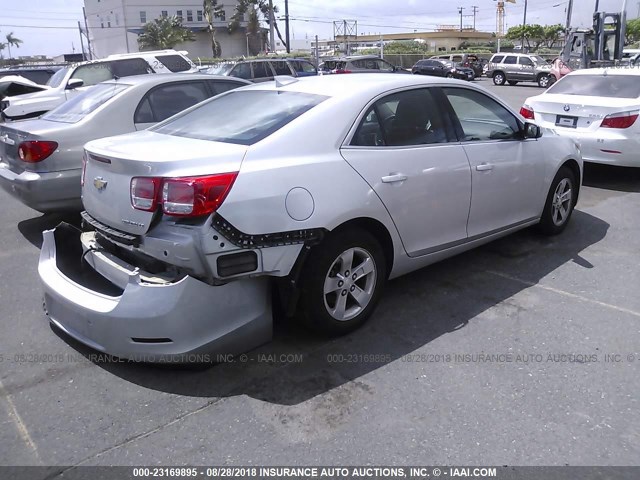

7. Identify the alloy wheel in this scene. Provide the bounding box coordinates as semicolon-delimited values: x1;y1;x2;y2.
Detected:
323;247;377;321
551;178;572;226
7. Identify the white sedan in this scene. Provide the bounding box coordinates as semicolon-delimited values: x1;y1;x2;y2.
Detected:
522;68;640;167
39;74;582;361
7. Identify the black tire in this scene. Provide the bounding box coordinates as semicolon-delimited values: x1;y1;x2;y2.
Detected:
446;73;454;78
508;80;519;86
537;74;552;88
493;72;506;85
298;228;387;336
537;166;577;235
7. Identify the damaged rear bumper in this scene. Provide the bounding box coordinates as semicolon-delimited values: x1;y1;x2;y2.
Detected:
38;225;272;362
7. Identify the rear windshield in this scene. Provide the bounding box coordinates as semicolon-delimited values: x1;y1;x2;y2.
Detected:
152;90;327;145
155;54;193;72
42;83;130;123
547;74;640;98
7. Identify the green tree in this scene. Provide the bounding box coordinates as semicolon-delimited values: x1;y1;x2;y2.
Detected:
5;32;23;59
203;0;225;57
228;0;287;52
505;24;545;51
542;24;564;48
626;17;640;44
137;16;195;50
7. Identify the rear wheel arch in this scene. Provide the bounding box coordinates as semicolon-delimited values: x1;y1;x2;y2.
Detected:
560;158;581;203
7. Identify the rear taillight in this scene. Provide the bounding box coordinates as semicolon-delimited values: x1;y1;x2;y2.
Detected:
17;141;58;163
162;173;237;217
600;111;639;129
520;105;535;120
131;177;161;212
334;69;352;74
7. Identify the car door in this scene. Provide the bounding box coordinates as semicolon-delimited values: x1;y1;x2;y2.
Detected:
441;87;546;237
502;55;519;80
133;81;210;130
340;88;472;256
518;56;536;82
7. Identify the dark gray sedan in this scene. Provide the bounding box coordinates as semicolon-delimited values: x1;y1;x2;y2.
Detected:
0;73;249;212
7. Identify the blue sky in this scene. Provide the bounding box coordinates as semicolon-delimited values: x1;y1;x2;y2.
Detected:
0;0;635;57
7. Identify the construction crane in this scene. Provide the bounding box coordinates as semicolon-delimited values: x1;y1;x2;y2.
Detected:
495;0;516;38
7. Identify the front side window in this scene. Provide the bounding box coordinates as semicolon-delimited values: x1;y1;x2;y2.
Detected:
443;87;520;142
520;57;534;66
135;82;209;123
71;63;113;86
229;63;251;79
43;83;129;123
376;59;394;72
47;67;69;88
491;55;504;63
152;90;327;145
547;74;640;98
352;89;449;147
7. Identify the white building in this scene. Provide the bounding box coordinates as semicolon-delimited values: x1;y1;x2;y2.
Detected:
84;0;250;59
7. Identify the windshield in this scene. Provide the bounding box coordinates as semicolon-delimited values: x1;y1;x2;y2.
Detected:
531;56;548;64
42;82;130;123
46;67;69;88
152;90;327;145
547;74;640;98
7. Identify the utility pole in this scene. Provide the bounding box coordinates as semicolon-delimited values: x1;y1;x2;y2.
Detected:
472;6;479;31
344;19;349;55
314;34;319;66
565;0;574;32
521;0;528;52
458;7;465;31
268;0;276;52
83;7;92;60
121;0;130;53
78;21;86;60
285;0;290;53
380;34;384;59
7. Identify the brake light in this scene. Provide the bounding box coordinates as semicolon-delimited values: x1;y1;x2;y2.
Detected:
17;141;58;163
601;111;639;129
162;172;237;217
520;105;535;120
334;69;352;74
131;177;161;212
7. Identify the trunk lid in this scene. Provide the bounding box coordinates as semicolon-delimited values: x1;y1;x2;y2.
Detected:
82;131;248;236
530;94;640;132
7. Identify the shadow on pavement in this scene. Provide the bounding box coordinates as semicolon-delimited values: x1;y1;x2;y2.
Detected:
582;163;640;193
51;209;609;405
18;212;81;248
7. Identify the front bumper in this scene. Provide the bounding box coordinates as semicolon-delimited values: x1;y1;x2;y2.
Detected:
39;225;272;362
0;163;82;212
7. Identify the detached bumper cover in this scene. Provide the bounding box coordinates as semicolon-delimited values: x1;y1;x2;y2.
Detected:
38;226;272;362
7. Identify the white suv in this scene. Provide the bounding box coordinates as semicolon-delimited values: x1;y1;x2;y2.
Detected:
0;50;197;121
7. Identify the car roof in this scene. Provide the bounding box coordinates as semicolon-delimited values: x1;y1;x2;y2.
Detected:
99;72;251;87
564;67;640;77
240;73;475;99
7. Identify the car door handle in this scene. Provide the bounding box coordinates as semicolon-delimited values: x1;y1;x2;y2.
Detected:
476;163;494;171
381;173;408;183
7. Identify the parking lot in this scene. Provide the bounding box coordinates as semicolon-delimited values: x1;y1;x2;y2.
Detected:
1;78;639;468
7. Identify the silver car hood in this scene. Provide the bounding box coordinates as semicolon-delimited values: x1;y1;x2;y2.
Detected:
83;131;248;235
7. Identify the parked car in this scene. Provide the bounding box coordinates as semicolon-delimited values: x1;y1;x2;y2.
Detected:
0;75;48;101
0;66;61;85
39;74;582;362
0;74;249;212
0;50;197;121
486;53;554;88
430;53;483;78
411;59;474;80
225;58;317;82
318;55;408;74
522;68;640;167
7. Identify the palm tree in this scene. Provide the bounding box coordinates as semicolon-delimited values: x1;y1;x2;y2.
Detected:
229;0;287;52
5;32;23;59
203;0;225;57
137;16;195;50
0;42;6;60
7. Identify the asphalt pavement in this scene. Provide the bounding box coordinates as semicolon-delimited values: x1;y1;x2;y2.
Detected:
0;78;639;468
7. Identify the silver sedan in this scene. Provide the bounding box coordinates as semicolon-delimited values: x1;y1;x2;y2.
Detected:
40;74;582;362
0;73;249;212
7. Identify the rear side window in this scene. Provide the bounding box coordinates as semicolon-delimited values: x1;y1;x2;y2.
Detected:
271;61;292;76
111;58;153;77
152;90;327;145
154;54;192;72
503;56;518;64
134;81;209;123
290;60;316;74
206;80;246;95
491;55;505;63
548;74;640;98
230;63;251;80
252;62;273;79
43;83;130;123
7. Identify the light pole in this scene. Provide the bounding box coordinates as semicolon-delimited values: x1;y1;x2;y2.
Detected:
521;0;528;52
246;32;250;56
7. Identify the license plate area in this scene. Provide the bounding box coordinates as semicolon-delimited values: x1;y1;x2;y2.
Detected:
555;115;578;128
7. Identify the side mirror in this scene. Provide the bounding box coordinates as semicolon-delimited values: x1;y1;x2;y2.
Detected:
523;122;542;139
66;79;84;90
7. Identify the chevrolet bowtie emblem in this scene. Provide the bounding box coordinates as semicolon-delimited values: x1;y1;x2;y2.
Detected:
93;177;108;191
